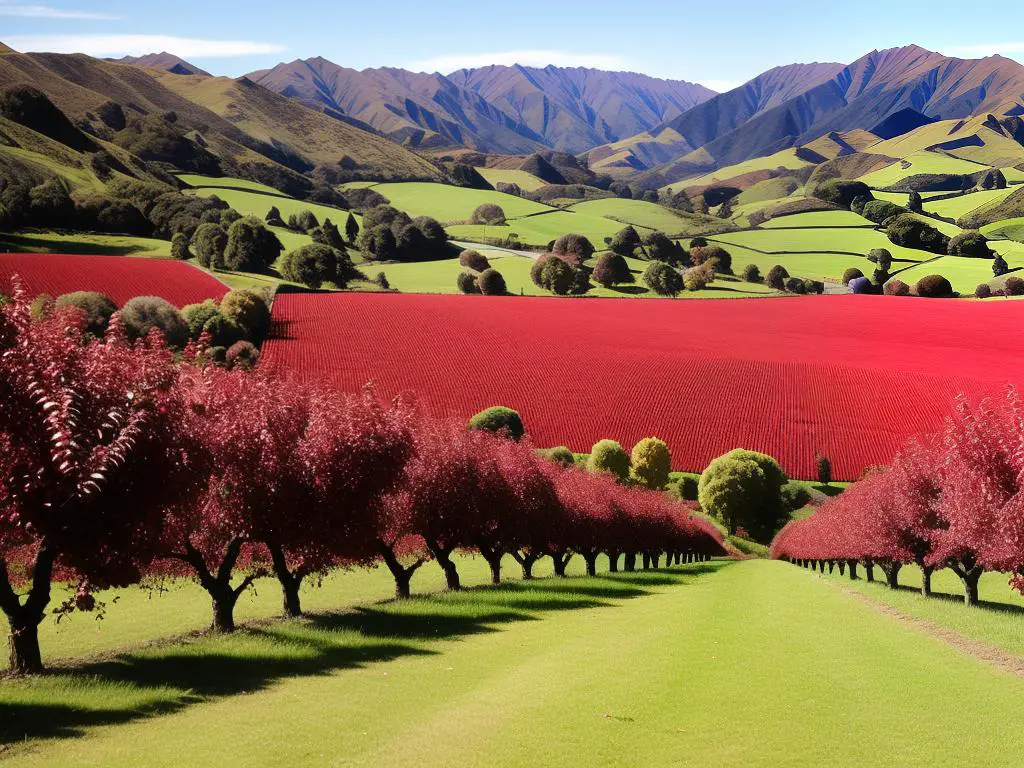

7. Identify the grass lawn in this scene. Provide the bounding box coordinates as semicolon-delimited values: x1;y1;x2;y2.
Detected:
177;174;282;195
711;227;932;263
923;188;1016;220
860;152;988;188
697;241;870;282
475;168;548;192
370;183;552;222
892;255;1023;294
760;210;873;228
982;217;1024;242
448;208;627;248
0;231;172;258
5;560;1024;766
660;148;814;192
567;199;690;233
188;188;359;229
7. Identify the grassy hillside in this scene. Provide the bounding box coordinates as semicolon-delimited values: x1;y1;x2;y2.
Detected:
858;151;989;188
370;182;552;222
567;198;692;233
660;148;816;193
475;167;548;192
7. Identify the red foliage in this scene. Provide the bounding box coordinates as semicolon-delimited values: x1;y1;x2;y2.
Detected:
261;293;1024;480
0;254;227;307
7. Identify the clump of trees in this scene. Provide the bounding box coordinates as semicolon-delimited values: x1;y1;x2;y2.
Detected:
531;254;589;296
886;214;949;254
642;261;683;296
358;205;449;262
280;243;365;290
915;274;954;298
470;203;506;225
592;253;633;288
947;231;993;259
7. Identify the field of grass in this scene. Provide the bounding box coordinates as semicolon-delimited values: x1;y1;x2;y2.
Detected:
705;241;871;282
982;217;1024;242
567;198;691;233
859;152;988;189
0;231;172;258
188;188;359;229
923;188;1016;221
475;168;548;192
760;210;872;228
6;560;1024;766
662;148;815;192
734;177;801;206
892;254;1024;294
177;174;282;194
369;183;552;222
711;226;931;263
448;210;626;248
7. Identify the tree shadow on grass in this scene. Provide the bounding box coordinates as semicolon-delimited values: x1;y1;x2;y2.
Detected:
0;565;724;746
887;582;1024;616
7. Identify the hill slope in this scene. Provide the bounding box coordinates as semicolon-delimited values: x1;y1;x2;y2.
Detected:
111;52;211;77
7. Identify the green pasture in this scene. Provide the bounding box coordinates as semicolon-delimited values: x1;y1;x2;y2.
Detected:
662;148;814;192
705;241;876;283
923;188;1016;221
567;198;691;233
475;168;548;192
710;227;932;263
448;210;626;248
0;231;172;258
188;188;359;229
891;254;1024;294
369;183;552;222
5;560;1024;766
981;217;1024;242
177;174;282;195
859;152;988;188
760;210;873;228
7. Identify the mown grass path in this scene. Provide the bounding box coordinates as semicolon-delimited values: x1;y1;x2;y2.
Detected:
3;560;1023;766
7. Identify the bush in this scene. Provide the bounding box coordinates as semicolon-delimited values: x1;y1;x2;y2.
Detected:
975;283;993;299
630;437;671;490
812;179;872;209
867;248;893;270
908;191;923;212
280;243;357;289
850;195;869;215
861;200;905;224
477;268;507;295
191;222;228;269
670;475;699;501
692;245;732;273
457;271;479;294
887;214;949;254
119;296;188;348
202;313;245;348
916;274;954;298
55;291;117;336
592;253;633;287
225;340;259;370
311;218;347;251
459;249;490;272
182;299;221;340
947;231;993;258
1005;276;1024;296
992;253;1010;276
643;261;683;296
849;276;874;294
265;206;285;227
781;482;812;512
552;233;595;261
223;217;283;273
766;264;789;290
689;237;708;250
804;279;825;294
539;446;575;467
219;290;271;342
883;279;910;296
468;406;524;441
532;255;575;295
643;231;675;262
815;453;832;485
287;210;320;232
683;263;714;291
374;272;390;290
699;449;788;541
171;232;192;261
785;277;808;294
742;264;762;283
611;225;642;257
587;439;631;482
842;267;864;284
470;203;506;225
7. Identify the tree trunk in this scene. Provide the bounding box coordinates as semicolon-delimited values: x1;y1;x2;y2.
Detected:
551;550;571;577
847;560;859;580
607;551;619;572
486;555;502;585
211;585;240;632
827;561;835;574
512;550;542;580
7;617;43;675
950;561;983;606
426;540;461;591
920;565;933;597
1;545;56;674
651;553;661;569
268;544;304;618
377;542;423;599
838;561;846;576
882;562;901;589
583;552;598;576
863;560;875;582
624;553;636;572
642;553;651;569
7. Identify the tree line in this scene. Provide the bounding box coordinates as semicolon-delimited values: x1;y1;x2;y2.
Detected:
0;283;724;674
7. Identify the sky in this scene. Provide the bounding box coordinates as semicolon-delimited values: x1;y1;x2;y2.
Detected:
3;0;1024;90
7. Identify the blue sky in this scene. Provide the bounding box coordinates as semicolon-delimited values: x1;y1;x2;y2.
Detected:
3;0;1024;90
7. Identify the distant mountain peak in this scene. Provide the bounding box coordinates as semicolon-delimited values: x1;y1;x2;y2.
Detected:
113;52;210;77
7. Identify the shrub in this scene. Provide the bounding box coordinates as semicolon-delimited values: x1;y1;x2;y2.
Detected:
459;249;490;272
916;274;954;298
287;210;319;232
55;291;117;336
171;232;192;261
908;191;923;212
552;233;595;261
468;406;524;441
539;446;575;467
785;277;808;294
643;231;675;262
345;213;359;243
975;283;992;299
311;218;347;251
587;439;631;482
611;225;642;257
592;253;633;287
225;340;259;370
698;448;788;541
812;179;872;209
265;206;285;227
815;453;832;484
532;255;575;295
887;214;949;254
1005;276;1024;296
457;271;480;294
202;313;245;347
374;272;390;290
766;264;789;290
883;279;910;296
872;267;890;286
470;203;506;225
223;217;282;273
220;290;271;340
689;237;708;250
119;296;188;347
191;222;228;269
643;261;683;296
693;245;732;273
683;263;714;291
804;279;825;294
742;264;762;283
29;293;53;321
849;276;874;294
947;231;993;259
867;248;893;270
181;299;221;340
630;437;671;490
861;200;905;224
477;268;507;295
842;267;864;284
850;195;870;215
992;253;1009;276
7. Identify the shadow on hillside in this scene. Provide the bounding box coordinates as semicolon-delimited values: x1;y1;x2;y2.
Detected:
0;232;159;256
0;563;725;746
886;582;1024;616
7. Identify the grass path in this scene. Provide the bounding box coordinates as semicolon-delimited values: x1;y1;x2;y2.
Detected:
5;560;1024;765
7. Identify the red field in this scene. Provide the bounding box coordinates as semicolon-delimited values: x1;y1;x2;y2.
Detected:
261;292;1024;480
0;253;227;307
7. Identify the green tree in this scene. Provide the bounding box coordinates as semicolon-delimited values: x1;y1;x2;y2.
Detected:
993;252;1009;277
170;232;192;261
223;217;282;272
610;225;642;257
643;261;683;296
468;406;524;440
630;437;671;490
698;448;788;541
191;222;227;269
220;290;271;341
592;253;633;287
643;231;675;262
345;212;359;243
587;439;631;483
477;268;507;295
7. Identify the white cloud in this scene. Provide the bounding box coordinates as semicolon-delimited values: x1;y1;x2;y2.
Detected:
695;79;743;93
944;42;1024;57
3;34;286;58
0;2;118;19
406;49;630;73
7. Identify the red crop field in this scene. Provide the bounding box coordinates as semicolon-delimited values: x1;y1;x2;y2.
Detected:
0;253;227;307
261;292;1024;480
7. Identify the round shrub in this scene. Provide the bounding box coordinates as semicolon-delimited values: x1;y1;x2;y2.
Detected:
698;448;788;541
539;446;575;467
587;439;631;482
192;222;227;269
766;264;789;290
468;406;525;441
975;283;993;299
887;214;949;254
848;276;873;294
459;249;490;272
592;252;633;287
861;200;905;224
532;255;575;295
1004;276;1024;296
741;264;762;283
225;340;259;370
693;245;732;274
470;203;506;225
55;291;117;336
202;313;245;348
643;261;683;296
812;179;872;209
223;217;282;273
785;277;808;294
643;232;675;262
804;279;825;295
457;271;480;294
552;233;595;261
220;290;270;341
883;279;910;297
119;296;188;348
477;268;507;295
279;243;354;290
916;274;954;298
611;226;641;257
181;299;221;340
842;267;864;284
689;237;708;249
867;248;893;270
947;231;993;258
630;437;671;490
171;232;192;260
683;264;714;291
